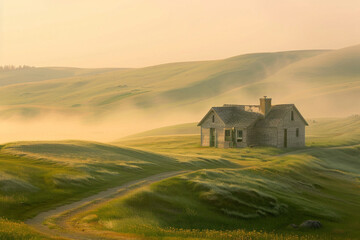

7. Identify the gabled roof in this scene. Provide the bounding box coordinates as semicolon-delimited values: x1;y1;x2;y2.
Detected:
197;106;262;128
255;104;308;127
198;104;308;128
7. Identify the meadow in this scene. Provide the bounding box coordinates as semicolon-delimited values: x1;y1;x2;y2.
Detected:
69;116;360;240
1;45;359;123
0;139;238;239
0;116;359;239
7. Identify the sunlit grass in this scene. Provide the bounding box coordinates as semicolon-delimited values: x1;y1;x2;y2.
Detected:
80;116;360;239
0;218;51;240
0;139;243;238
0;116;359;239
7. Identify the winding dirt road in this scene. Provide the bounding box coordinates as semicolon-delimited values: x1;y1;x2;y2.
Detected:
26;171;188;240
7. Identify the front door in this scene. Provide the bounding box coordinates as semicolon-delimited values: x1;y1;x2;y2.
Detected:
284;129;288;148
210;128;216;147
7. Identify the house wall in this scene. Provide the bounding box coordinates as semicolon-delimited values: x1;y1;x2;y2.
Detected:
199;106;306;148
200;111;224;128
217;127;225;148
213;127;249;148
201;126;227;148
278;108;306;148
234;128;248;148
201;127;210;146
248;127;278;147
200;111;225;147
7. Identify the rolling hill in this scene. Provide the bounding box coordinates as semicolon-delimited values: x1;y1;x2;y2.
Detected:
0;45;359;142
0;49;327;119
121;115;360;148
0;67;121;87
0;116;359;239
75;116;360;240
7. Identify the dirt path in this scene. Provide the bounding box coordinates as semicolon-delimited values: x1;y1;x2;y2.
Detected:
25;171;188;240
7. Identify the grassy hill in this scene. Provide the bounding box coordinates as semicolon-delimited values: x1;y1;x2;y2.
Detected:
122;115;360;147
0;45;359;120
76;116;360;240
0;116;359;239
0;50;327;120
0;67;121;87
123;122;199;139
0;140;238;219
1;46;359;143
0;139;238;239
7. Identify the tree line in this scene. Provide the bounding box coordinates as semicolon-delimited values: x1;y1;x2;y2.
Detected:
0;65;34;72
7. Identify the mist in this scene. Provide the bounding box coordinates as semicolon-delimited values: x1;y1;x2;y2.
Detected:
0;109;202;144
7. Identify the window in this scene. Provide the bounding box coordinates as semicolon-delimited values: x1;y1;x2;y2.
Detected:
237;130;243;142
212;115;215;123
296;128;299;137
291;111;294;121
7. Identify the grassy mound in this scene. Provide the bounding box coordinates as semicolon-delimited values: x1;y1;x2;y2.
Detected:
81;145;360;239
307;115;360;147
81;117;360;239
0;140;240;221
0;139;241;239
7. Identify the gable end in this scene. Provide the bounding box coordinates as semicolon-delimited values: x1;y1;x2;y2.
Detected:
197;108;225;126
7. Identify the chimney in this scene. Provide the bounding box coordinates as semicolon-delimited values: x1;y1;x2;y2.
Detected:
260;96;272;116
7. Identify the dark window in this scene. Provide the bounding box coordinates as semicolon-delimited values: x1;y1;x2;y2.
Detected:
237;130;243;142
291;111;294;121
212;115;215;123
296;128;299;137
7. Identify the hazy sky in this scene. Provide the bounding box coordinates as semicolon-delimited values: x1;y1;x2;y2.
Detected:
1;0;360;68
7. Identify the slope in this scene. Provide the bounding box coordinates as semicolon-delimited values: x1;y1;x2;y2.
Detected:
231;44;360;117
121;115;360;147
0;50;326;119
0;67;121;87
80;117;360;240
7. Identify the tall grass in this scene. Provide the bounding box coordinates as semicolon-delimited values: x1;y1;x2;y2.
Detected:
0;140;242;238
81;118;360;239
0;116;359;239
0;218;51;240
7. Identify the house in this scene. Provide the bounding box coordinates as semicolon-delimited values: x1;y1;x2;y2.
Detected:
197;97;308;148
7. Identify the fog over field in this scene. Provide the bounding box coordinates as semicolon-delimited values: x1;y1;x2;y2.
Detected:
0;46;359;143
0;108;201;143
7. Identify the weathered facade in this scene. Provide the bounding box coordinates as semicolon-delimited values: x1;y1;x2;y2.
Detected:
198;97;308;148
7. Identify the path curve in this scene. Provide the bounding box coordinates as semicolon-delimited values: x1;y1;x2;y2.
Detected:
26;171;188;240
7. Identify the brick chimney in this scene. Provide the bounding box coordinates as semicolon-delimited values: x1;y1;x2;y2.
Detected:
260;96;272;116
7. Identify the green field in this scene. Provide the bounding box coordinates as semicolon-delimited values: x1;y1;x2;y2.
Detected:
67;116;360;240
123;123;199;139
0;50;324;119
0;113;359;239
0;44;360;239
0;46;359;122
0;139;240;239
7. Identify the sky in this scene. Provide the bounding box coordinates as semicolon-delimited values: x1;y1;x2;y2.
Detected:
0;0;360;68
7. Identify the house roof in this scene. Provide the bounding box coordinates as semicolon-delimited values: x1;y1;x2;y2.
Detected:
198;104;308;128
255;104;308;127
197;106;262;128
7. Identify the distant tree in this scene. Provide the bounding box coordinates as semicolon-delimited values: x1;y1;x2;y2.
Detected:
0;65;34;72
